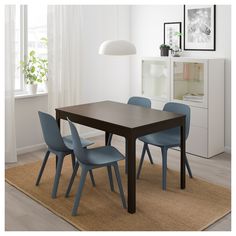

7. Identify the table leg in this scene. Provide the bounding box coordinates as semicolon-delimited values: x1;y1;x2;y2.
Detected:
126;137;136;213
105;131;109;146
180;121;186;189
125;141;128;174
56;110;60;129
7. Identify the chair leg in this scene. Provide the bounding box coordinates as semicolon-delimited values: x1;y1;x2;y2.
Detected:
107;133;113;146
185;154;193;178
83;146;95;186
71;152;75;170
146;144;154;165
56;155;58;170
161;147;168;191
89;170;96;187
36;150;50;186
51;155;64;198
113;163;127;209
107;165;114;191
137;143;147;179
65;161;80;197
72;166;88;216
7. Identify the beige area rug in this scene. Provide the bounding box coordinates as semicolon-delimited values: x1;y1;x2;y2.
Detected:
5;157;231;231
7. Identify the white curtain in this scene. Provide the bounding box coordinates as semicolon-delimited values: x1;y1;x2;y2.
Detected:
5;5;17;163
47;6;81;135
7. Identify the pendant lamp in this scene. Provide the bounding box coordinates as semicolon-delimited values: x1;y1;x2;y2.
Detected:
98;6;136;55
99;40;136;55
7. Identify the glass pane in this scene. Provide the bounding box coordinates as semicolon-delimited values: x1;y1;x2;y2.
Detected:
28;5;47;57
28;5;47;92
142;61;169;100
173;62;204;103
15;6;21;90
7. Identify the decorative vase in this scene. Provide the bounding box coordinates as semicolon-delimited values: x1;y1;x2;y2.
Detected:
26;84;38;95
160;48;169;57
171;46;182;57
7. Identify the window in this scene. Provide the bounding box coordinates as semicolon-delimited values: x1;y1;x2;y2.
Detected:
15;5;47;93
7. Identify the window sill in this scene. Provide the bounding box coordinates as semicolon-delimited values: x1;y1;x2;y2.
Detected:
15;91;48;100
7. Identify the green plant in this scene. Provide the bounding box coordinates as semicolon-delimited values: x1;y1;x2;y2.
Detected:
159;44;170;49
20;38;48;85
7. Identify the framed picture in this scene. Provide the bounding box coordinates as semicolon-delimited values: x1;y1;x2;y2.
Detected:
184;5;216;51
164;22;182;49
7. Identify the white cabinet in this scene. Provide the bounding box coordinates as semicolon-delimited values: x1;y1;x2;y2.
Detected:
141;57;224;158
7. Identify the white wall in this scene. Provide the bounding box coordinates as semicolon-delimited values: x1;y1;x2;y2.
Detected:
130;5;231;151
15;95;48;153
80;6;130;104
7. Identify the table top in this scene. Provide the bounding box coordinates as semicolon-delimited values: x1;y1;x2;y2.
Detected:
56;101;184;129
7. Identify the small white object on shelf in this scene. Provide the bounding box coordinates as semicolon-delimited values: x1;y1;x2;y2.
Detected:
183;94;204;102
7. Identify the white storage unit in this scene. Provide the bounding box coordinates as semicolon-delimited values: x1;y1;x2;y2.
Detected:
141;57;224;158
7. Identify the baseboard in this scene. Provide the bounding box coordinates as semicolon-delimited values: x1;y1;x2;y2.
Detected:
80;130;104;139
16;130;104;155
224;146;231;154
17;143;47;155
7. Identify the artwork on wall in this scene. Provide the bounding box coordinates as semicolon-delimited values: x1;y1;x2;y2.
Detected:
184;5;216;51
164;22;182;50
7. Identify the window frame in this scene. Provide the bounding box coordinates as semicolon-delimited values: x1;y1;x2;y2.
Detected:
15;5;27;94
15;5;47;95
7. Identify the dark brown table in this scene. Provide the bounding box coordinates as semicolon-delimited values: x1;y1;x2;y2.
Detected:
56;100;186;214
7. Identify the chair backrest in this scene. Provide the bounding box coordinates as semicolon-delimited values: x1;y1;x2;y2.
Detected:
67;119;87;163
163;102;191;139
128;96;151;108
38;111;68;152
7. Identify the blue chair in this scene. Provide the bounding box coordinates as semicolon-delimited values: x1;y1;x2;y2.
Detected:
66;119;127;216
107;96;154;170
137;102;193;190
36;111;95;198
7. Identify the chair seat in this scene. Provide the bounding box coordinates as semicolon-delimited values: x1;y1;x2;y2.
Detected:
63;135;94;150
83;146;125;166
139;130;180;148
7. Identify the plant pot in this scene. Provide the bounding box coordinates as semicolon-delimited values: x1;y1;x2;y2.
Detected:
160;48;169;57
26;84;38;95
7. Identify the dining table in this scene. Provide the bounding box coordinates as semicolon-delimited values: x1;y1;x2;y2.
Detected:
55;100;186;214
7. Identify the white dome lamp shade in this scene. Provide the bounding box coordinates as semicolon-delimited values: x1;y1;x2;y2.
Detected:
99;40;136;55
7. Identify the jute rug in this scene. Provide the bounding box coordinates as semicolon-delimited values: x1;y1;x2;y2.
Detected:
5;157;231;231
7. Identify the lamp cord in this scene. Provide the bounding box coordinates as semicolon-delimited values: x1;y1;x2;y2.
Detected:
116;5;119;39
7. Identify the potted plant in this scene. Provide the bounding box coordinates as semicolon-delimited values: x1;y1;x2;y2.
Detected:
20;38;48;94
159;44;170;57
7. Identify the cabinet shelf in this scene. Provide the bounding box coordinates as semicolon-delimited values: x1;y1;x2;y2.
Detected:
174;79;203;82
